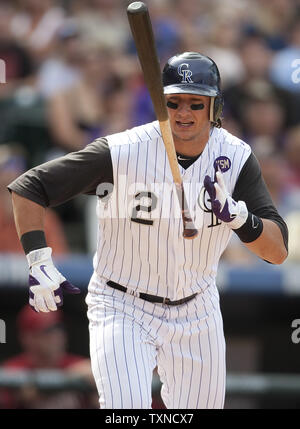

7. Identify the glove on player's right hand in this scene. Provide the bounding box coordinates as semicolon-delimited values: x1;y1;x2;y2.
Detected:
27;247;80;313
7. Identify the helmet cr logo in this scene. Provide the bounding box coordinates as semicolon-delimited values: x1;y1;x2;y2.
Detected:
178;63;193;83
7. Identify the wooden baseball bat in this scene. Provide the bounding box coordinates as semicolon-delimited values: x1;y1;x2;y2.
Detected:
127;1;198;239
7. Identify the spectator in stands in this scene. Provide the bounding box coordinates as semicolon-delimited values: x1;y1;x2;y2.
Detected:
284;125;300;188
0;1;36;143
223;32;289;150
0;1;35;98
270;17;300;92
0;305;97;409
100;84;135;136
169;0;211;53
223;34;275;127
0;145;68;254
9;0;65;63
240;84;286;151
269;16;300;127
36;19;83;100
204;13;245;89
171;0;211;37
46;43;112;153
245;0;296;50
70;0;129;53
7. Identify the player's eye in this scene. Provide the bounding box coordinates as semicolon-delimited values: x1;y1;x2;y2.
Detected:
166;101;205;110
166;101;178;109
191;103;205;110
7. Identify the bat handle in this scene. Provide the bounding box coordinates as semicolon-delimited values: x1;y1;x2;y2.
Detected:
176;184;198;239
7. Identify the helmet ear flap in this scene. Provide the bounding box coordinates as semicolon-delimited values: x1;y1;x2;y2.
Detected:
210;95;223;122
209;97;215;122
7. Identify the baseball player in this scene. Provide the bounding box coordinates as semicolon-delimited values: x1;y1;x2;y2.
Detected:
8;52;288;409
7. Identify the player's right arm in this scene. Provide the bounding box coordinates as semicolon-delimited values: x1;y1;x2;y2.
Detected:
8;138;113;312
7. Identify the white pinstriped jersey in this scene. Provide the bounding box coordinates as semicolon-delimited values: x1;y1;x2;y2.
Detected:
92;121;251;300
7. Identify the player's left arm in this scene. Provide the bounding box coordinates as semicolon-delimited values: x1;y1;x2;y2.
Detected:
204;152;288;265
243;218;287;264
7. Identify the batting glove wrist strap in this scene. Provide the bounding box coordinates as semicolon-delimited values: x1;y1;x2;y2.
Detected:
27;247;80;313
204;171;248;229
27;246;53;267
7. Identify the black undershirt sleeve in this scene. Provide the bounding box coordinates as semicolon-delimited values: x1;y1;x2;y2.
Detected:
232;152;288;251
7;138;114;207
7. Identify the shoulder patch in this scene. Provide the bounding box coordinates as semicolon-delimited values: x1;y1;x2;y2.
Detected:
214;156;231;172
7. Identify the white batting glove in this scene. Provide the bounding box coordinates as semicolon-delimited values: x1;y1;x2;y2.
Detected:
204;170;248;229
27;247;80;313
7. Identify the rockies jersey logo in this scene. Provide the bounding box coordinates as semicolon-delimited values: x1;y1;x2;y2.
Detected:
178;63;194;83
198;187;221;228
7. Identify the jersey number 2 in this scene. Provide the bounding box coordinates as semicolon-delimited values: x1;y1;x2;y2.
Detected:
131;191;157;225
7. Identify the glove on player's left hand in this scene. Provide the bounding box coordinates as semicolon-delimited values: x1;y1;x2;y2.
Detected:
27;247;80;313
204;170;248;229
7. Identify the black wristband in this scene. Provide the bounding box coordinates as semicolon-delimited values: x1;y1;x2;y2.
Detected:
20;230;47;255
233;212;263;243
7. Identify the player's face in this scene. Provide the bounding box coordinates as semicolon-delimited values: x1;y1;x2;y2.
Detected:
166;93;211;152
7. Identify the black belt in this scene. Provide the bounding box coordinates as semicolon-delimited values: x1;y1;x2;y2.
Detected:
106;280;197;306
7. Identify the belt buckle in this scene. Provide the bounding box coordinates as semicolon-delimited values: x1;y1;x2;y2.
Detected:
127;288;140;298
163;297;171;305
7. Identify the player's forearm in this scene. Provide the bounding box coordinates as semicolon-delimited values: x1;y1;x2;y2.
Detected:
244;218;288;264
11;192;80;312
11;192;46;238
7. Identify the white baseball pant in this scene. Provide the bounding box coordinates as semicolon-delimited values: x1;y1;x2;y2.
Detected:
86;279;226;409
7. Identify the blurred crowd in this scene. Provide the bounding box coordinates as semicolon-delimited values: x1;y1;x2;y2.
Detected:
0;305;98;409
0;0;300;258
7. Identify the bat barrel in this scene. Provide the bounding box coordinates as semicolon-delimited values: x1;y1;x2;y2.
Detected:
127;2;168;122
127;1;148;14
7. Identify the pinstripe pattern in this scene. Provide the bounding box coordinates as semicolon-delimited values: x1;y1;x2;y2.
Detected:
86;121;251;409
94;122;251;299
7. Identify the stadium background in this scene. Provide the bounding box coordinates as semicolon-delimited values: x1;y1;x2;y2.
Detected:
0;0;300;409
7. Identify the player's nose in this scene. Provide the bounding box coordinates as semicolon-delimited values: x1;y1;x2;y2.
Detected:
176;102;193;116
